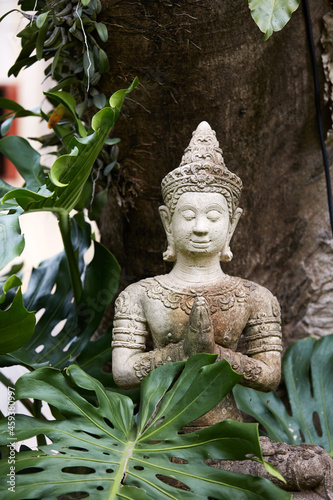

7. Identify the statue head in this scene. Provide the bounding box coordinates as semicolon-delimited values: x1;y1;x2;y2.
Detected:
159;121;243;262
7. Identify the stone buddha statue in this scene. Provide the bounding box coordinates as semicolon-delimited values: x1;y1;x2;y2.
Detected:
112;121;282;424
111;123;333;496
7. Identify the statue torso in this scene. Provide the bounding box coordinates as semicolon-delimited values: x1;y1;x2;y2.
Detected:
113;273;281;357
140;275;257;351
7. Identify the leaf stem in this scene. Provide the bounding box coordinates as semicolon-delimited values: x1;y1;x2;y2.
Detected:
58;211;82;305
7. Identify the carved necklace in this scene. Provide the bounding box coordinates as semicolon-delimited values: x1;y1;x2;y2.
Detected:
141;275;256;315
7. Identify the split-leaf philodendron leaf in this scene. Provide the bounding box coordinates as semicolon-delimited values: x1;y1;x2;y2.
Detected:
0;275;35;354
234;335;333;457
0;356;291;499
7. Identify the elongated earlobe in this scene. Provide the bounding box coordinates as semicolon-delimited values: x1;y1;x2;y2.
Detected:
220;247;233;262
159;205;177;262
220;207;242;262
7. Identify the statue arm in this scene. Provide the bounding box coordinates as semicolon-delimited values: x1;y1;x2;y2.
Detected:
215;347;281;391
112;344;185;389
216;291;282;392
112;287;185;389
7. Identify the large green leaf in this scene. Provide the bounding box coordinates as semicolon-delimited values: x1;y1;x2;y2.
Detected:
0;358;291;499
0;97;25;113
234;335;333;456
249;0;300;40
0;220;120;369
0;276;35;353
0;212;25;271
0;136;45;190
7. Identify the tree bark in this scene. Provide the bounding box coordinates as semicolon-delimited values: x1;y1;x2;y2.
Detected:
98;0;333;347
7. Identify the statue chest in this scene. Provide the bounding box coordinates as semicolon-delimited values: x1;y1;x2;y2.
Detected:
140;276;256;350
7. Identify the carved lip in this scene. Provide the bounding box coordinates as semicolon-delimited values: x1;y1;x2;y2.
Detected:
190;239;210;248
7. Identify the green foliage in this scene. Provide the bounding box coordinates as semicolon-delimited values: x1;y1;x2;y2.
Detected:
0;218;120;370
249;0;300;40
7;0;108;92
0;356;291;499
0;80;137;305
0;276;35;354
234;335;333;457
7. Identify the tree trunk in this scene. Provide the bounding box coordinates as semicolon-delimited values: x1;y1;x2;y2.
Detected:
98;0;333;347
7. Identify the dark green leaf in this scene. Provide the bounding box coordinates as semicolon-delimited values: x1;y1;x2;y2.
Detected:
88;189;108;220
0;287;35;354
95;22;108;42
8;55;37;78
234;335;333;456
0;359;291;499
36;21;49;60
83;49;95;79
51;45;62;77
74;178;93;211
0;97;24;112
98;48;109;73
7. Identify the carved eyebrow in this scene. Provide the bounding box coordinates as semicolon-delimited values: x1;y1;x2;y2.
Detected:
179;205;196;212
205;204;227;212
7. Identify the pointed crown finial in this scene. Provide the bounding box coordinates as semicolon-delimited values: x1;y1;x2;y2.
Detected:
161;122;242;215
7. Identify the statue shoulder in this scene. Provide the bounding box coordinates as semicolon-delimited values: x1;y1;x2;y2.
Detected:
114;279;152;319
239;278;281;320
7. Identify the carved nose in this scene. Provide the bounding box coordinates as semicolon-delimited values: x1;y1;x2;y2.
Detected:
193;216;208;234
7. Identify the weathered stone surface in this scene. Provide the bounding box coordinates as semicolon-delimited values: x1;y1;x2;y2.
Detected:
208;437;333;500
98;0;333;347
112;123;282;426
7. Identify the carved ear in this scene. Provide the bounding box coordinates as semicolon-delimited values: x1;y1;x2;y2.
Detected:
159;205;172;234
228;207;242;243
220;208;242;262
159;205;176;262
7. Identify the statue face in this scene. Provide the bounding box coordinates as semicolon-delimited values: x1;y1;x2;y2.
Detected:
171;192;230;258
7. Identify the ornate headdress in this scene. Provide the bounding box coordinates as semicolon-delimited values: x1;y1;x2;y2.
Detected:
161;121;242;215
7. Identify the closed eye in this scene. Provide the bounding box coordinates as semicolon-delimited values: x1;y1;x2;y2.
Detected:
182;210;196;220
206;210;222;221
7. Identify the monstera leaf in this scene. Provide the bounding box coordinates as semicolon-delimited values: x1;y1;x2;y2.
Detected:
234;335;333;456
0;218;120;369
0;355;290;499
0;275;35;354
